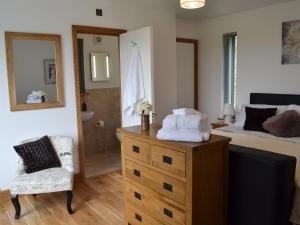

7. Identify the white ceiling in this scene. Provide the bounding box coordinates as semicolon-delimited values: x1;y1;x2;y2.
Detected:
101;0;294;20
166;0;294;20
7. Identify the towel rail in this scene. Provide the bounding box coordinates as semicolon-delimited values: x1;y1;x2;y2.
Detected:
132;41;137;47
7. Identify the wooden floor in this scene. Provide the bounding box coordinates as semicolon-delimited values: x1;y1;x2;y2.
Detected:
0;171;124;225
85;151;121;178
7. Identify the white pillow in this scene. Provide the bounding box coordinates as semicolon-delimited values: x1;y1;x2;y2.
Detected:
287;104;300;112
233;104;288;128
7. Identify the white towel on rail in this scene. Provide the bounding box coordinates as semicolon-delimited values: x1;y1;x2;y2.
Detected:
123;45;145;115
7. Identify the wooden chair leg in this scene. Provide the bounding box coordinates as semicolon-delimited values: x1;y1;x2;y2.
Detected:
66;191;74;214
11;194;21;219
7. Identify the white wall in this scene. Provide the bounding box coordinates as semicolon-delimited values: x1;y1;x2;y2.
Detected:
177;1;300;122
176;18;199;39
77;34;120;90
13;39;57;103
0;0;177;190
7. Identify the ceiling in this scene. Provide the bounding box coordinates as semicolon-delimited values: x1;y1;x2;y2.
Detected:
166;0;294;20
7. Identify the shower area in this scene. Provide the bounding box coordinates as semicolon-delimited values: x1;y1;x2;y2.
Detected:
77;33;121;177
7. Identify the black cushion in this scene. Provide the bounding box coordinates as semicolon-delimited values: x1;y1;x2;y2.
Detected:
244;107;277;132
228;145;296;225
14;136;61;174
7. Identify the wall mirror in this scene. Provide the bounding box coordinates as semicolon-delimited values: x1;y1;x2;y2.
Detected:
5;32;64;111
90;52;110;82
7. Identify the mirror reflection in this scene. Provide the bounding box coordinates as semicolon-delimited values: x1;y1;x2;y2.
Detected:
5;32;64;111
91;52;110;82
12;39;57;104
77;34;119;93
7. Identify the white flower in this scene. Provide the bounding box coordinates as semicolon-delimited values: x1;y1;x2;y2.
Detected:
36;90;47;98
136;100;152;115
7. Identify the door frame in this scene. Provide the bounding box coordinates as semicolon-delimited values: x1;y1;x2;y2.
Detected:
72;25;127;181
176;38;199;110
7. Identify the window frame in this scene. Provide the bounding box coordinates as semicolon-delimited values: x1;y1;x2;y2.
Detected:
223;32;238;108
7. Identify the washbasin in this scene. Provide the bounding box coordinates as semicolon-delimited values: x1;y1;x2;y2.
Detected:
81;111;94;122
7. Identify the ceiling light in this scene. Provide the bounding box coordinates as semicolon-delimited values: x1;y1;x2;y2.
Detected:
180;0;205;9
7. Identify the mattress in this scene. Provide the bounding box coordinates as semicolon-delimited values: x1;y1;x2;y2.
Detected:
212;125;300;225
212;125;300;187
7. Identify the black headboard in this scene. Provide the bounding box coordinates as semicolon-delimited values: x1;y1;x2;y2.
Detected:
250;93;300;105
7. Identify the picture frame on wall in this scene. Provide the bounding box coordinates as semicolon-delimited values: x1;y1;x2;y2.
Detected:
44;59;56;84
282;19;300;65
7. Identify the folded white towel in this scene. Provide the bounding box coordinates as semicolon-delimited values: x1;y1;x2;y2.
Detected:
26;99;41;104
176;115;206;131
162;114;208;131
173;108;200;116
157;129;210;142
162;115;177;130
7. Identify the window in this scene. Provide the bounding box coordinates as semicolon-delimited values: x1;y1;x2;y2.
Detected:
223;32;238;107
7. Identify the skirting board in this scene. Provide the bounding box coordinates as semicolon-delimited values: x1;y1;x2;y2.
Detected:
0;173;81;201
0;190;11;202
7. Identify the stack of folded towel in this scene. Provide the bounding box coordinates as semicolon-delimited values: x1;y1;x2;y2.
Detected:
157;108;210;142
26;91;42;104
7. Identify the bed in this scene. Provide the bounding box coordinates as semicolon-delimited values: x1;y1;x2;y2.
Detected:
212;93;300;225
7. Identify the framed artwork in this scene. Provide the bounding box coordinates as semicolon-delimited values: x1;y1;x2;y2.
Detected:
44;59;56;84
282;19;300;64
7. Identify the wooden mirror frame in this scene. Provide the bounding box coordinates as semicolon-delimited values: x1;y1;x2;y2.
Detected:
176;37;199;110
5;32;65;111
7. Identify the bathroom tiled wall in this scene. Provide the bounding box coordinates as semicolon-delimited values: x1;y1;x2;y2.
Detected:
82;88;121;156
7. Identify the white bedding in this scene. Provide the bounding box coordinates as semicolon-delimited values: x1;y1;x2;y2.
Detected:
218;125;300;144
212;125;300;188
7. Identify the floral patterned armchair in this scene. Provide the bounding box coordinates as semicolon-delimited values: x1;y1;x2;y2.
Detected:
10;136;75;219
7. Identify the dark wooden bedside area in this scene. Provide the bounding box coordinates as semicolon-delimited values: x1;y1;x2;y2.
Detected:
211;121;228;129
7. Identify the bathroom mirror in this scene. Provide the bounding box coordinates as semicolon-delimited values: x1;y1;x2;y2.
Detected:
5;32;64;111
90;52;110;82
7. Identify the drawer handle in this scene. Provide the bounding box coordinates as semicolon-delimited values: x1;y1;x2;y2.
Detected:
132;145;140;153
133;169;141;177
163;155;173;165
164;208;173;218
134;191;142;200
163;182;173;192
135;213;142;222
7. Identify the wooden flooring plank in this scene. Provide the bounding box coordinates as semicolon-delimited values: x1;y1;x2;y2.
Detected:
42;193;78;225
0;211;12;225
85;196;123;225
0;172;124;225
22;197;47;225
5;200;28;225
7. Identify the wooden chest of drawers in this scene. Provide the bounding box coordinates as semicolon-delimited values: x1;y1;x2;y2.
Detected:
118;125;231;225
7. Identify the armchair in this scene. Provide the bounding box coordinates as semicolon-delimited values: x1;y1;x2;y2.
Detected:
10;136;75;219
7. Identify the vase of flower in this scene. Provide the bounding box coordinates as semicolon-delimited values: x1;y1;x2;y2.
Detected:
136;100;153;131
36;90;47;103
41;96;46;103
141;114;150;131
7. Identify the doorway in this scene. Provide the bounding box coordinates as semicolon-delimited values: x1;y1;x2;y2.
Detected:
72;26;127;181
176;38;198;110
